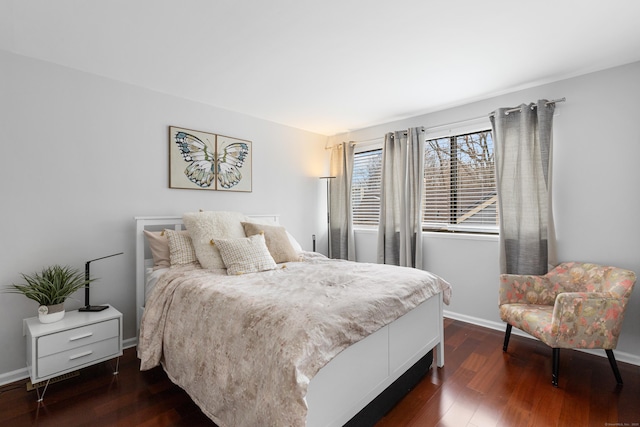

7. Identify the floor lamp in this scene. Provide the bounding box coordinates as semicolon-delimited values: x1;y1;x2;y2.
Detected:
319;176;336;258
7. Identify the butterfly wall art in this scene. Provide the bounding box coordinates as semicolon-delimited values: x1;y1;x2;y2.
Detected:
169;126;252;192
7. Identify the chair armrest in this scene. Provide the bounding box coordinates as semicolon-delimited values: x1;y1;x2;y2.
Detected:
550;292;627;349
499;274;556;305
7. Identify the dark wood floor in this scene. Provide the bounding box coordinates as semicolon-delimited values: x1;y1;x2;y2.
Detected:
1;319;639;426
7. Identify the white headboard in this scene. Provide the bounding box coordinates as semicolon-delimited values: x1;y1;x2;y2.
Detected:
134;214;280;337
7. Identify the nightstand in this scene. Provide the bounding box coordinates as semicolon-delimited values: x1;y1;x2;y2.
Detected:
23;305;123;401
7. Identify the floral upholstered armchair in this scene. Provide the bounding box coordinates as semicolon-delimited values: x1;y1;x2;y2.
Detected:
499;262;636;387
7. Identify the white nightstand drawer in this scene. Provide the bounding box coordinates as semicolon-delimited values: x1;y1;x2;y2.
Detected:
38;319;119;357
37;336;120;378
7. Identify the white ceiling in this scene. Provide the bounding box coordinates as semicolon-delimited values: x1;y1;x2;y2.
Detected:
2;1;640;136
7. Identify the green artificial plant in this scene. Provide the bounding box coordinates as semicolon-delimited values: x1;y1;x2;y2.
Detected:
5;265;94;306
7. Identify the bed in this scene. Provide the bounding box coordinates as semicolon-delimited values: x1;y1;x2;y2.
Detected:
135;213;450;427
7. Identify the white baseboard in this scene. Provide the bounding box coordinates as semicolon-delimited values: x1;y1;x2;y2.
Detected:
2;318;638;387
0;367;29;387
443;310;640;367
0;337;139;387
123;337;137;349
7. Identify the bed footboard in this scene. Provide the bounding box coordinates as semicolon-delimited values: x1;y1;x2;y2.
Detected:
305;293;443;427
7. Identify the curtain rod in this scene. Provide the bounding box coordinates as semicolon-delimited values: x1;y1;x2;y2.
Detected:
330;97;566;148
348;136;384;146
419;115;489;134
490;97;566;117
345;127;426;146
325;136;384;149
343;115;488;146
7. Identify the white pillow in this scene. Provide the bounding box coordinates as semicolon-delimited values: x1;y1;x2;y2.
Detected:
287;231;303;253
182;211;246;269
213;234;277;275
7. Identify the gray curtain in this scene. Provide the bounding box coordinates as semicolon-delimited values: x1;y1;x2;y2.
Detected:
377;127;425;268
490;100;557;274
329;142;355;260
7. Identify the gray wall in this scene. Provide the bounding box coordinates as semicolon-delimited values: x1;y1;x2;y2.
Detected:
0;50;329;382
1;49;638;384
334;61;640;365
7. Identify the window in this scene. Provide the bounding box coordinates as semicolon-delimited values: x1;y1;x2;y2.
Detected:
423;130;497;233
349;129;497;234
351;149;382;226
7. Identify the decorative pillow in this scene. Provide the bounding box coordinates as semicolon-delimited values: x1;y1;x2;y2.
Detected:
143;230;170;270
241;222;301;263
212;234;277;275
182;211;247;269
164;229;198;266
286;231;303;253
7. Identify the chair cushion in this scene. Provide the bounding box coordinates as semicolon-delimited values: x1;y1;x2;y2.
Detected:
500;304;555;346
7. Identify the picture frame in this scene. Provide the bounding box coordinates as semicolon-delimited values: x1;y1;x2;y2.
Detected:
169;126;252;192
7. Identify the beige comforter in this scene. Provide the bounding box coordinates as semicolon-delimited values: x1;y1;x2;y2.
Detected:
138;253;451;427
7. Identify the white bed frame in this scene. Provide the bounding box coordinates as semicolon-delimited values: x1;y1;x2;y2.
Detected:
135;215;445;427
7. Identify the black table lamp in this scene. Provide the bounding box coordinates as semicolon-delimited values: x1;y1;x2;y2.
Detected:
79;252;123;312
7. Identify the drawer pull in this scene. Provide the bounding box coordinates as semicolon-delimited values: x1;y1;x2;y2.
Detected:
69;332;93;341
69;350;93;360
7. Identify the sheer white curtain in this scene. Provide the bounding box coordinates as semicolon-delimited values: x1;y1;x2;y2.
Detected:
490;100;557;274
377;127;425;268
329;142;355;260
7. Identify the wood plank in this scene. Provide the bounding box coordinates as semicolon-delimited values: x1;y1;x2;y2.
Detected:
1;320;638;427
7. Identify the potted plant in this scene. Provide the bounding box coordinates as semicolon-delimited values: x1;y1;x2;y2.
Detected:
5;265;94;323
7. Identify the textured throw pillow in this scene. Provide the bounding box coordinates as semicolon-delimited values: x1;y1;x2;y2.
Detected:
143;230;171;270
241;222;301;263
182;211;247;269
213;234;277;275
164;229;198;266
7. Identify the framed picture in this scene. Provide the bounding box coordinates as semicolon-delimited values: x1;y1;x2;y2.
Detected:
169;126;252;192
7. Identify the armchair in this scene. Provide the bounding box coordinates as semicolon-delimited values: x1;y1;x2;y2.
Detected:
499;262;636;387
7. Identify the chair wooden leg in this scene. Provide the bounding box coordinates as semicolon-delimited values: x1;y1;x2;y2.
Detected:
605;349;623;385
552;348;560;387
503;324;512;352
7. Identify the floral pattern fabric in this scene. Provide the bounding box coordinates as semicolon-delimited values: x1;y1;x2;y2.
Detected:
499;262;636;349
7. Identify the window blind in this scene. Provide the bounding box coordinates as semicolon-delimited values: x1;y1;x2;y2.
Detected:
351;149;382;226
423;130;498;233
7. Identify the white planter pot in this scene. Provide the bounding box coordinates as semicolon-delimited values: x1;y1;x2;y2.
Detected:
38;303;65;323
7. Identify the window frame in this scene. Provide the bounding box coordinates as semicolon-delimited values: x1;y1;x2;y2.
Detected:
348;120;499;236
422;128;498;235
